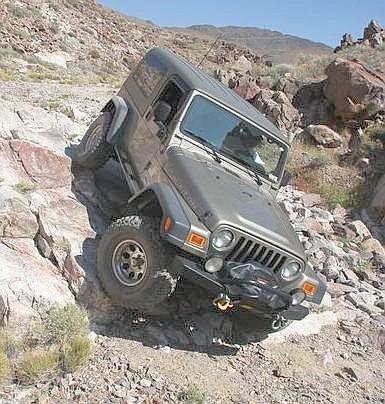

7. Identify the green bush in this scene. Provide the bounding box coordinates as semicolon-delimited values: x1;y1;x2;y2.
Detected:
13;181;38;194
35;304;90;346
180;385;206;404
0;349;10;383
318;183;363;209
19;349;60;383
62;335;91;372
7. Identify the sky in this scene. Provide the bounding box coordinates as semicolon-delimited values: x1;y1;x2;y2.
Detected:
100;0;385;47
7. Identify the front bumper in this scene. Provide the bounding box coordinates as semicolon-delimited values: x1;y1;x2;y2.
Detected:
174;256;324;321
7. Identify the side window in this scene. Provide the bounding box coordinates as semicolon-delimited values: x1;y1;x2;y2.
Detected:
133;57;163;98
155;81;184;126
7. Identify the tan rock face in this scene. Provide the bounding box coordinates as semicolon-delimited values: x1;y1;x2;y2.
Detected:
253;89;300;133
324;58;385;122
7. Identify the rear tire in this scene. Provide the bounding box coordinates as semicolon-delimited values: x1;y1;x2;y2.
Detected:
96;216;179;312
76;112;113;169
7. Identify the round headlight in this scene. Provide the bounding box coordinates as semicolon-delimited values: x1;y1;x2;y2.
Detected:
205;257;224;273
281;261;301;281
291;289;306;305
212;230;234;250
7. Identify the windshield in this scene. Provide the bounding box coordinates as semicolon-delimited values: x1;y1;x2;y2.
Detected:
180;95;288;182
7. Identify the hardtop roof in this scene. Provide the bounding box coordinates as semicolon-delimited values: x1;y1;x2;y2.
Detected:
148;47;289;144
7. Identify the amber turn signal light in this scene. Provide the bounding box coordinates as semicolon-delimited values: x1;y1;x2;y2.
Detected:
187;232;207;249
163;216;173;232
302;281;317;296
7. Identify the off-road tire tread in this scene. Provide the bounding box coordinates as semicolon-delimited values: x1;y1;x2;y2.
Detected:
97;216;179;311
76;112;113;169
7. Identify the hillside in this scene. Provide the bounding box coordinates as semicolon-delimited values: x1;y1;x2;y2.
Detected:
177;24;333;64
0;1;385;403
0;0;263;86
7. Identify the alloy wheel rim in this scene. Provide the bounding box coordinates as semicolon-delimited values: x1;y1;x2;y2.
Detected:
112;239;148;287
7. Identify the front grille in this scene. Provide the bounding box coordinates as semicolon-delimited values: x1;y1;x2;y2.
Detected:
227;236;287;272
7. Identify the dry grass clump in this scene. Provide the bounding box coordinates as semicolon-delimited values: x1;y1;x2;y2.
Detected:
18;349;60;383
288;141;364;209
13;181;38;194
0;304;91;386
180;385;207;404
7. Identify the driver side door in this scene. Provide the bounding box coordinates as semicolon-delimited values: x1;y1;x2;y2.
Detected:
139;79;186;186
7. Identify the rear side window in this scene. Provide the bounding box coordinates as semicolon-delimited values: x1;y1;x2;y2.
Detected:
133;56;164;98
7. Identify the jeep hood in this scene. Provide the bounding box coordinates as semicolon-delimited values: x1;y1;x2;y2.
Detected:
164;147;305;261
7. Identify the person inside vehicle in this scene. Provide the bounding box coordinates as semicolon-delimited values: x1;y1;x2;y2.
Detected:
222;122;266;168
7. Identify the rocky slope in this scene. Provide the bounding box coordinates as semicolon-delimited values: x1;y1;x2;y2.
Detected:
177;25;332;64
0;80;385;402
0;3;385;402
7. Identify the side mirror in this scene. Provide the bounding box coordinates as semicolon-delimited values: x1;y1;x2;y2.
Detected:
153;101;172;124
281;170;292;187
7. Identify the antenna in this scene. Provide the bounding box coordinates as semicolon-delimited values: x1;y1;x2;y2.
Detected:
197;34;223;68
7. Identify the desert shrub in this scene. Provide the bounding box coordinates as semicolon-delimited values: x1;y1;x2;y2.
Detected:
318;183;363;209
34;305;89;346
62;335;91;372
307;152;334;169
18;349;60;383
293;54;335;84
55;237;72;253
338;44;385;71
180;385;206;404
366;122;385;145
13;181;37;194
7;5;29;18
0;349;10;383
89;49;100;59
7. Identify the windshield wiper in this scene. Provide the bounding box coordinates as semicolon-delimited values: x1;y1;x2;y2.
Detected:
220;148;263;185
182;130;222;163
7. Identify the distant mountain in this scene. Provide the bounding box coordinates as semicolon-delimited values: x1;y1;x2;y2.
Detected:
178;25;333;64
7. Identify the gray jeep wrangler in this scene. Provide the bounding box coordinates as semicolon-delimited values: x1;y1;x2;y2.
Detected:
77;48;326;330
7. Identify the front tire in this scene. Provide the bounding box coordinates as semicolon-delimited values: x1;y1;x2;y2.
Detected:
96;216;179;312
76;112;113;169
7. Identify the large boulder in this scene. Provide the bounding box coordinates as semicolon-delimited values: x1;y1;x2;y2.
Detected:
304;125;343;148
273;74;300;102
324;58;385;122
253;89;301;133
293;80;331;126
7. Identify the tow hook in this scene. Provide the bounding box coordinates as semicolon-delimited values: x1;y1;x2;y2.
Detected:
213;293;234;311
271;314;289;331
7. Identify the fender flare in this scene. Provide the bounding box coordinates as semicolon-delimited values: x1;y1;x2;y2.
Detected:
102;95;129;144
127;183;192;248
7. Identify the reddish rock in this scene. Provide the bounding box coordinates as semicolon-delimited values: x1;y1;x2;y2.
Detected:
324;58;385;122
9;140;72;188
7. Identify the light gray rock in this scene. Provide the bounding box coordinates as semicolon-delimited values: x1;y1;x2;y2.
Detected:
34;51;72;69
304;125;343;148
0;187;38;238
0;238;75;329
348;220;371;241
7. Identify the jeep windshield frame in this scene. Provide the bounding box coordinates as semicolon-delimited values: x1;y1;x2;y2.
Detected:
179;93;289;184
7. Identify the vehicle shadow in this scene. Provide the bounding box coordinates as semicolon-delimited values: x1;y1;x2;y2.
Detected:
66;145;271;355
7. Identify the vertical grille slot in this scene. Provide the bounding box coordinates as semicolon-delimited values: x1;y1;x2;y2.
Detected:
268;252;280;268
228;237;246;261
227;234;289;272
274;256;287;272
